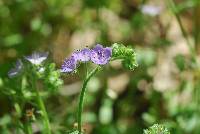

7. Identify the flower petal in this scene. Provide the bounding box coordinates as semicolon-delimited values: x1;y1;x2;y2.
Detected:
90;44;112;65
105;47;112;59
8;60;23;78
8;68;19;78
25;52;48;65
73;48;91;62
61;56;77;73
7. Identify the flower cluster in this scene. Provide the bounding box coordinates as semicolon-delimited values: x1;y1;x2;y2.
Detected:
8;52;48;78
61;44;112;73
8;51;63;92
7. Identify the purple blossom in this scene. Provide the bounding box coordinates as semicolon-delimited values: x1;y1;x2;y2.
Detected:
90;44;112;65
8;60;23;78
25;52;48;65
61;44;112;73
73;48;91;62
61;56;77;73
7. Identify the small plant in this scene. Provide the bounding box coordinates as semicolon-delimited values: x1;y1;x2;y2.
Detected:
7;52;63;134
143;124;170;134
61;43;137;133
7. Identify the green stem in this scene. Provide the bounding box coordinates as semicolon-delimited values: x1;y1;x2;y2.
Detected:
24;122;33;134
33;77;51;134
14;103;23;134
77;66;100;133
35;89;51;134
14;77;29;134
167;0;196;57
194;1;200;52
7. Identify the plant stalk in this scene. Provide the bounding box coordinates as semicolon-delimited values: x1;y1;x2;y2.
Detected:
24;122;33;134
33;76;51;134
14;103;24;134
77;66;99;133
167;0;196;58
194;0;200;53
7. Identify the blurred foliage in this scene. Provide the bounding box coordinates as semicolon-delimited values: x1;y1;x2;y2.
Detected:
0;0;200;134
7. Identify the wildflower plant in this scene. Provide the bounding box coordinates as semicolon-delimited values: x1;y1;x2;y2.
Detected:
7;52;63;134
61;43;137;134
6;43;137;134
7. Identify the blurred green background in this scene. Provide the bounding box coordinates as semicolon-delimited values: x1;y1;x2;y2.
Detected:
0;0;200;133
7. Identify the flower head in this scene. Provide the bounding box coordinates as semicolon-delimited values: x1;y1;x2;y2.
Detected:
8;60;23;78
90;44;112;65
25;52;48;65
73;48;91;62
112;43;137;70
61;56;77;73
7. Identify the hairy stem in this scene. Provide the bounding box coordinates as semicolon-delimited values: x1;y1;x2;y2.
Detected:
77;66;99;133
33;76;51;134
36;89;51;134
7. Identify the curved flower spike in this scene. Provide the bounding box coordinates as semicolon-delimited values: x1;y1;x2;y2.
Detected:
8;60;23;78
90;44;112;65
144;124;170;134
61;56;77;73
25;52;48;65
73;48;91;62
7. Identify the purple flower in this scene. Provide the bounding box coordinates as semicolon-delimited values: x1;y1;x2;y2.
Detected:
61;56;77;73
90;44;112;65
61;44;112;73
73;48;91;62
25;52;48;65
8;60;23;78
